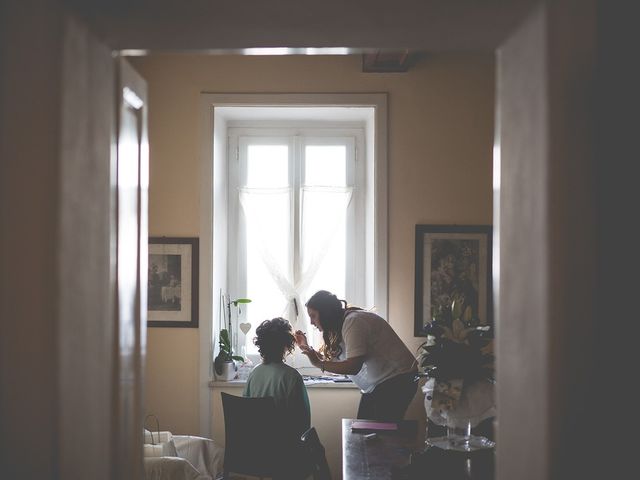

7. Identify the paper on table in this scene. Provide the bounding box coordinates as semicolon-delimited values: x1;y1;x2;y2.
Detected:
351;421;398;432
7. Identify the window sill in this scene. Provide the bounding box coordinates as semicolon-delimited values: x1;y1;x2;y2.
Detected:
209;376;358;389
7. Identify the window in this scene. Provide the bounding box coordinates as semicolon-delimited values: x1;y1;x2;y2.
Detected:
202;95;387;378
228;127;365;355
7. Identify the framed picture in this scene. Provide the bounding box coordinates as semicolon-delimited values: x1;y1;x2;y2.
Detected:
414;225;492;336
148;237;199;328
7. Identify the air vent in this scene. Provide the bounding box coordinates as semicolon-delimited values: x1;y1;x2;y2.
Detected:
362;50;416;73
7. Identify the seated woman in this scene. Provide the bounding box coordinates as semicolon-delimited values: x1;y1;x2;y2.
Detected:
243;317;311;442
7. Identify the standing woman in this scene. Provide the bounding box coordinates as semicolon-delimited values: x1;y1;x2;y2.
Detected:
295;290;418;422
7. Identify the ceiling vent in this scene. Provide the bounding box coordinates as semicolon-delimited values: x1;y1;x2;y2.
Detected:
362;50;417;73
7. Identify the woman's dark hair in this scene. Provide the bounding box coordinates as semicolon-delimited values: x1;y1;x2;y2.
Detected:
253;317;296;363
305;290;361;360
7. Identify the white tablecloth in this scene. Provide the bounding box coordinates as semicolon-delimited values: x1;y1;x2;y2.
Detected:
173;435;223;479
144;456;207;480
143;435;224;480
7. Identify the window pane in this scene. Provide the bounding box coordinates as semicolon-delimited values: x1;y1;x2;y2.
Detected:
241;190;291;353
247;145;288;188
305;242;346;348
301;188;347;347
305;145;346;186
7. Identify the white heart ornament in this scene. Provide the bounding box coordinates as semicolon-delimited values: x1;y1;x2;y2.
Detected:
239;323;251;335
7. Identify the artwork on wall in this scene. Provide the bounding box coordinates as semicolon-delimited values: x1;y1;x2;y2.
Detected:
414;225;492;336
148;237;199;328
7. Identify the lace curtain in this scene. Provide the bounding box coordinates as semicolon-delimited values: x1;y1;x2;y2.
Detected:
239;185;352;329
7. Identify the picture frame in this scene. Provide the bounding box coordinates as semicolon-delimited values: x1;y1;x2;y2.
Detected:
414;225;492;337
148;237;199;328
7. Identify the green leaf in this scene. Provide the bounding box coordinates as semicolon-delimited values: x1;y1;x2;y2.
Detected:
232;355;245;362
451;298;462;320
220;329;229;339
231;298;252;306
219;329;232;355
220;329;230;344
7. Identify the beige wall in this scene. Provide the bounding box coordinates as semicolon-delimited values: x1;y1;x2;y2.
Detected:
130;53;494;436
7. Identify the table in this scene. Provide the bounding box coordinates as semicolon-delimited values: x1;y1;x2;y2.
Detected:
342;418;495;480
342;419;419;480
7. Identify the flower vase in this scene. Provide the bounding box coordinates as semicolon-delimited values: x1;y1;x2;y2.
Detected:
217;360;236;381
422;378;496;452
428;413;495;452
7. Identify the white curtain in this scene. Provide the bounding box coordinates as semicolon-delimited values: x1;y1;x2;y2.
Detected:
239;186;352;328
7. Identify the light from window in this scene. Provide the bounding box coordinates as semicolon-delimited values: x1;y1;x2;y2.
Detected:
247;145;288;187
305;145;346;186
234;133;357;354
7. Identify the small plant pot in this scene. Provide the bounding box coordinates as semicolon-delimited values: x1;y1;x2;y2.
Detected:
216;360;236;381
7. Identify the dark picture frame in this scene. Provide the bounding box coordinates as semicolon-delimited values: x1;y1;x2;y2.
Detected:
414;225;492;337
148;237;199;328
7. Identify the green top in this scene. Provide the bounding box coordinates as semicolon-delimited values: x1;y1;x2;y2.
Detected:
243;362;311;437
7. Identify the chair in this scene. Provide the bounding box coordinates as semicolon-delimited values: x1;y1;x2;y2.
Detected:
221;392;306;480
300;427;331;480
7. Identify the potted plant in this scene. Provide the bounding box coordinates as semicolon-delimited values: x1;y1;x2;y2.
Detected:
214;294;251;380
214;328;245;380
417;297;495;451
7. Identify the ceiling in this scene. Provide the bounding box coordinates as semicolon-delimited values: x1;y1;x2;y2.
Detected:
73;0;537;54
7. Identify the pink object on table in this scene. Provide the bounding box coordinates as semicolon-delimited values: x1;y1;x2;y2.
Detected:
351;421;398;432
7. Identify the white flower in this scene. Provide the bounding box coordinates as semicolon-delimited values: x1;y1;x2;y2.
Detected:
439;317;476;344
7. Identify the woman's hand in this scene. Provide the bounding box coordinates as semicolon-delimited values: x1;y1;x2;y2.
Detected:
299;346;322;368
294;330;310;351
294;330;324;368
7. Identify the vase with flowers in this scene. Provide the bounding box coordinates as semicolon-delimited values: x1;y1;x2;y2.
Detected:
214;292;251;381
417;296;496;451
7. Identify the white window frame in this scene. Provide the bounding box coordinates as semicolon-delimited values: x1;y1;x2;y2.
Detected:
228;127;365;357
198;93;387;437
